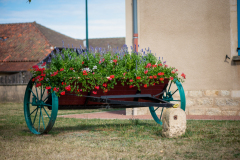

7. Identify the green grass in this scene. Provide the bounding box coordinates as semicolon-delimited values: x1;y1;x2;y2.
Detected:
0;102;240;159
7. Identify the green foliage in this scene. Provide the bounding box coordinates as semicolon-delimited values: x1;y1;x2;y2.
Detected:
31;48;185;96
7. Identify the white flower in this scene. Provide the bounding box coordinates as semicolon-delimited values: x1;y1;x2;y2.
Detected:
93;66;97;70
73;70;75;72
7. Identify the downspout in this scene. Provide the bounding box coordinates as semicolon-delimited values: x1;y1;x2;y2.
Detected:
133;0;138;52
238;0;240;55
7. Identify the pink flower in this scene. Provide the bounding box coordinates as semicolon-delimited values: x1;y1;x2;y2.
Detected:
130;79;133;82
83;70;88;75
99;60;101;64
104;89;108;93
129;85;133;88
146;63;151;68
171;71;175;74
93;91;97;94
53;87;59;92
123;73;126;76
152;65;157;68
170;77;174;80
144;70;148;74
60;68;64;71
92;72;95;75
158;72;164;76
165;65;168;68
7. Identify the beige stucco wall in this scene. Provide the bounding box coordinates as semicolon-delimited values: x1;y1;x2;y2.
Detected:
126;0;240;91
0;85;26;103
125;0;240;116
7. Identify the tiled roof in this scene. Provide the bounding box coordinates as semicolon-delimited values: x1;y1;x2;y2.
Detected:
87;37;125;50
0;62;37;72
35;23;83;48
0;22;83;72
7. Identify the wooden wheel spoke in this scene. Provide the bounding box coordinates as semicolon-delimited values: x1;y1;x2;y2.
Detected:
32;108;38;125
43;103;52;107
28;88;39;101
41;88;46;101
38;108;41;132
154;107;160;112
172;89;178;96
43;93;51;102
29;108;37;116
41;108;45;130
43;107;50;119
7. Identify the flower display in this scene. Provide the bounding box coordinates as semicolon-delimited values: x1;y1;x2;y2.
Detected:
31;46;185;96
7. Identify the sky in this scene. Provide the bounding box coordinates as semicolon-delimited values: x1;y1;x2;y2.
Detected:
0;0;126;39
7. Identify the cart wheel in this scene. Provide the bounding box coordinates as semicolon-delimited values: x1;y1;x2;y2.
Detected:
24;79;58;134
149;79;186;125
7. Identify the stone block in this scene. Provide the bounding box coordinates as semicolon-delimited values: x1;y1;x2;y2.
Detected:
231;91;240;98
137;107;150;115
222;111;237;116
162;108;186;138
230;0;237;6
126;108;132;115
206;108;222;115
215;98;239;106
204;90;219;96
196;98;213;106
188;108;205;115
219;106;240;111
220;90;230;97
188;91;202;98
186;99;195;107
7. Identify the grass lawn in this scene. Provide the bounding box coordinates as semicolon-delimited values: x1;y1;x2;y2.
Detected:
0;103;240;159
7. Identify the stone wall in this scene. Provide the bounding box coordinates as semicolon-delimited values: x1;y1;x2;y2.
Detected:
126;90;240;116
0;85;27;103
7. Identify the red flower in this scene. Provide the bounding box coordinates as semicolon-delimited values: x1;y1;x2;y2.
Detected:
170;77;174;81
129;85;133;88
32;65;38;69
113;59;117;64
41;62;46;66
152;65;157;68
41;73;46;77
36;75;40;80
102;58;105;62
46;86;51;89
160;78;164;81
61;82;66;85
165;65;168;68
77;89;82;92
153;75;157;79
181;73;186;79
144;70;148;74
103;83;107;87
104;89;108;93
153;83;155;86
69;67;74;70
110;75;115;79
158;72;164;76
158;63;162;66
32;78;35;82
144;84;147;88
82;61;84;65
35;83;42;87
65;85;71;91
99;60;101;64
136;76;141;80
93;91;97;94
171;71;175;74
53;87;59;92
83;70;88;75
129;79;133;82
38;77;44;81
146;63;151;68
123;73;126;76
95;86;99;90
60;68;64;71
149;76;153;79
60;91;65;95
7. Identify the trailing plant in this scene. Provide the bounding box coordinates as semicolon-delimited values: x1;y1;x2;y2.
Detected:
31;46;186;96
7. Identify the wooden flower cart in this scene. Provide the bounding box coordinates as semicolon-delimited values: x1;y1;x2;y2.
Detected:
24;78;186;134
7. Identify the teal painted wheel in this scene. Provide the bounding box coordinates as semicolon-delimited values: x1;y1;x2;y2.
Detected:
149;79;186;125
24;79;58;134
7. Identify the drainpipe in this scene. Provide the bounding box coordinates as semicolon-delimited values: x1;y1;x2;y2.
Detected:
133;0;138;52
238;0;240;55
85;0;89;51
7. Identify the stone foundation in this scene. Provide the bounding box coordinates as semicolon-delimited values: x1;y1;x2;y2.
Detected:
126;90;240;116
